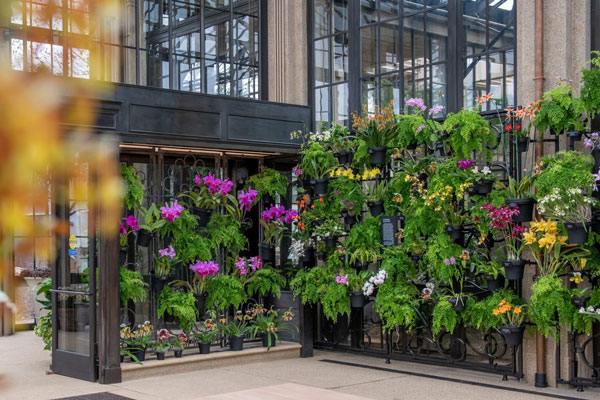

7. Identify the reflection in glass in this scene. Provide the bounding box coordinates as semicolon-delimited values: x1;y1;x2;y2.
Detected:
316;87;330;123
430;64;446;110
333;33;348;82
379;0;399;21
404;13;425;67
361;79;377;114
361;26;376;76
360;0;377;25
315;38;330;86
380;74;400;113
464;55;487;109
380;23;399;74
314;0;330;37
333;0;348;32
56;292;91;355
333;83;349;125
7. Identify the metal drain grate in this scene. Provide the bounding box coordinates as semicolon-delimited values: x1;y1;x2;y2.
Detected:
51;392;133;400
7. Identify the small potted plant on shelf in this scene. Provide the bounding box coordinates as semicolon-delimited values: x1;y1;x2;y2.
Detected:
249;305;297;349
259;205;297;262
423;180;471;244
221;313;252;351
352;101;398;165
336;270;373;308
171;332;187;358
247;167;288;204
299;139;337;196
151;245;177;293
184;260;219;314
394;98;441;151
480;202;527;280
466;164;496;196
505;105;538;153
120;321;154;362
193;319;218;354
473;255;505;292
136;203;166;247
493;299;527;347
313;219;345;249
326;123;356;165
532;82;585;137
154;328;170;360
179;172;237;226
364;169;387;217
497;175;536;223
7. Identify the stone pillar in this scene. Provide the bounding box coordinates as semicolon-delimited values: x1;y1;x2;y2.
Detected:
516;0;592;387
267;0;308;105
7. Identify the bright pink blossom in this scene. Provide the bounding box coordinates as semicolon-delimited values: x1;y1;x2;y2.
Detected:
158;245;176;259
335;274;349;285
250;256;262;271
457;159;475;170
160;200;185;222
238;187;258;211
190;260;219;277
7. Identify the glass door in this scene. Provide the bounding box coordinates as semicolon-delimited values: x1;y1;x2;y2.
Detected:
51;162;97;381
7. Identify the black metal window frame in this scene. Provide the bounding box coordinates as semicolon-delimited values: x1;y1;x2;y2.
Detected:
308;0;516;126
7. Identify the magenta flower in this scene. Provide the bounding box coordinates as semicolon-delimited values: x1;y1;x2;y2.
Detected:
219;179;234;196
417;124;425;133
203;172;222;195
235;257;247;276
335;274;349;285
262;204;286;223
405;97;427;111
444;258;451;266
160;200;185;222
450;257;456;265
457;159;475;170
250;256;262;271
158;245;176;259
592;132;599;140
194;174;202;186
283;209;298;224
238;187;258;211
119;221;127;234
480;203;520;230
292;166;303;176
584;138;594;148
190;260;219;278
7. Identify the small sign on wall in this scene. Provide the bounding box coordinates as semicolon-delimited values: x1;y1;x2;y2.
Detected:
381;216;398;247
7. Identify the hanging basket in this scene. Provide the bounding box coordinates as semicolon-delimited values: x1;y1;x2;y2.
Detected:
151;274;168;293
136;230;153;247
445;225;464;244
484;275;504;292
324;236;338;249
502;259;526;280
194;292;207;314
564;222;591;244
334;151;353;166
190;207;212;227
448;297;466;312
367;147;387;165
367;201;384;217
348;291;366;308
476;179;494;195
505;198;535;223
258;244;275;263
311;178;330;196
501;325;525;347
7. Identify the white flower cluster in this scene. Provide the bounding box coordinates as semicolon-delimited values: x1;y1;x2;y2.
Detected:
362;269;388;296
579;306;600;315
289;238;306;259
309;130;332;142
537;187;593;221
472;165;492;175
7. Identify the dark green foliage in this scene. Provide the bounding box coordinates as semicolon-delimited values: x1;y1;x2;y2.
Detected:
320;280;350;323
532;83;584;135
394;114;437;149
206;274;246;311
432;299;458;336
462;290;522;331
375;281;419;332
120;165;144;210
33;278;52;350
344;216;381;253
530;275;575;339
299;141;338;179
290;266;332;305
245;267;286;298
207;213;248;254
424;235;463;282
157;287;197;332
329;176;366;216
383;174;412;216
535;151;594;197
441;109;495;160
581;51;600;118
247;167;288;199
120;266;147;304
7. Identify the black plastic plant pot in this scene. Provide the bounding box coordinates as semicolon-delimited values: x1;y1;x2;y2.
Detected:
258;243;275;262
335;151;353;165
120;354;125;363
478;236;494;250
119;247;127;266
229;335;244;351
317;251;327;261
406;142;418;151
130;348;146;362
502;259;526;280
566;130;583;141
190;206;212;227
505;198;535;223
368;146;388;165
477;179;494;195
342;212;356;226
564;222;591;244
136;230;153;247
338;255;348;264
352;261;368;271
593;210;600;235
324;236;337;249
174;349;183;358
501;325;525;347
448;297;466;312
156;351;165;360
367;201;384;217
511;137;530;153
262;193;274;206
151;274;168;293
349;291;366;308
301;247;315;263
311;178;330;196
260;332;277;348
194;292;207;314
445;225;464;243
593;148;600;173
485;275;505;292
198;342;211;354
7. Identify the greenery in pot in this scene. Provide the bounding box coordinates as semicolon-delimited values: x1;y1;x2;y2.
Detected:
119;215;140;247
33;278;52;351
535;151;595;197
462;290;521;332
192;319;218;344
496;175;535;199
374;281;419;332
480;202;525;261
328;173;366;216
171;332;188;351
532;82;585;136
530;274;576;339
383;174;412;216
394;98;441;150
580;51;600;119
120;266;148;304
179;172;238;217
290;266;332;306
423;235;464;283
153;245;177;277
247;167;288;200
137;203;167;236
120;321;154;350
260;204;296;246
351;101;398;149
233;256;286;298
205;273;247;311
431;298;459;336
313;219;345;239
325;123;356;154
154;328;171;353
221;316;253;337
344;217;381;253
493;298;526;328
299;141;338;180
365;177;388;203
249;305;298;349
157;286;197;332
207;213;248;254
441;108;495;160
120;165;144;210
473;255;505;280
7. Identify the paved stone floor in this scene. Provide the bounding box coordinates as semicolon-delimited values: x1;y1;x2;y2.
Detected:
2;331;600;400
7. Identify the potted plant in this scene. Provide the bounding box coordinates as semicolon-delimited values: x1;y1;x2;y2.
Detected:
493;299;527;346
480;203;527;280
120;165;145;211
247;167;288;203
532;82;584;136
221;316;252;351
259;205;296;262
120;321;154;362
182;260;219;314
505;105;539;153
192;319;217;354
250;305;297;349
497;176;536;223
352;101;398;165
313;219;344;249
151;245;177;293
157;286;197;332
119;215;139;263
136;203;166;247
154;328;170;360
178;172;237;226
394;98;441;151
537;188;596;243
474;256;505;292
326;123;356;165
171;332;187;358
299;141;337;195
423;181;470;244
119;266;148;306
365;174;387;217
441;107;495;160
336;270;373;308
467;165;496;195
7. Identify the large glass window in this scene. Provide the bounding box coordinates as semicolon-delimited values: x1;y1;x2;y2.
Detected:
6;0;262;99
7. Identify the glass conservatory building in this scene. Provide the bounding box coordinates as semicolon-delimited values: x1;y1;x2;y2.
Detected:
1;0;600;390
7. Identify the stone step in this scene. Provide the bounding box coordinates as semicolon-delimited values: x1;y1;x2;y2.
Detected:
121;341;302;381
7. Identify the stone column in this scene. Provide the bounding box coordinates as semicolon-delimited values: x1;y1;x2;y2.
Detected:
267;0;308;106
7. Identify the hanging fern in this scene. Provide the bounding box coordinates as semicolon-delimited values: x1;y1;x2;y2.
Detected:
207;213;248;254
432;299;458;336
530;275;575;339
120;165;144;210
245;267;286;299
375;281;419;332
205;274;246;311
532;82;584;135
157;286;197;332
120;266;147;305
581;51;600;119
247;167;289;199
441;109;495;160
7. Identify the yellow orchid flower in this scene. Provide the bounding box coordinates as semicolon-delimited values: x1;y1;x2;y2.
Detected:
523;230;537;245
